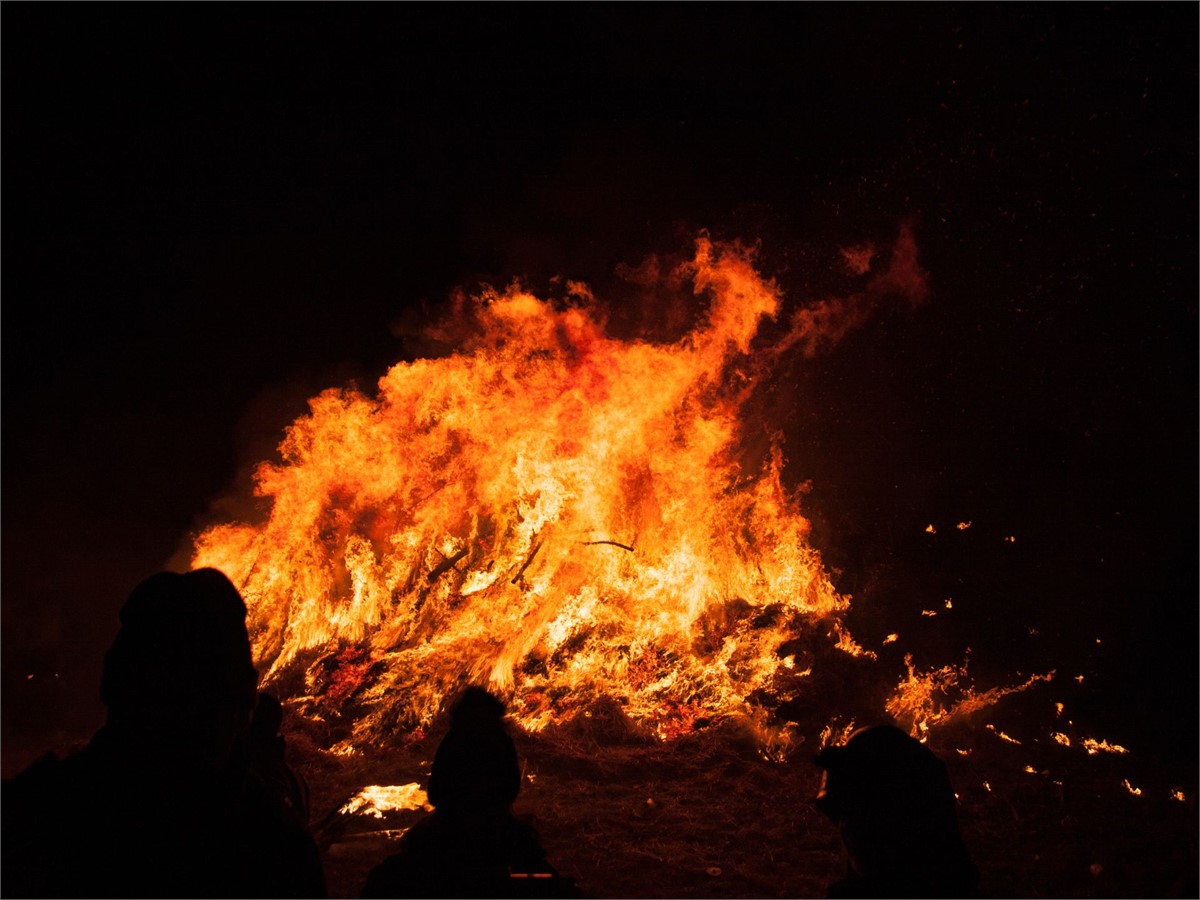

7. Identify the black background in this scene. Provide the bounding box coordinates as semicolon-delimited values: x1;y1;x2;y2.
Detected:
3;5;1195;777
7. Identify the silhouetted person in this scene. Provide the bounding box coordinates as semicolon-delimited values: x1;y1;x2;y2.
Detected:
814;724;981;899
2;568;327;898
361;687;577;899
246;690;312;827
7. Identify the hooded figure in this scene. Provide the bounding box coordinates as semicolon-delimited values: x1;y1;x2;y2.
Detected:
814;724;981;899
362;687;575;898
2;569;326;899
427;686;521;812
98;568;260;767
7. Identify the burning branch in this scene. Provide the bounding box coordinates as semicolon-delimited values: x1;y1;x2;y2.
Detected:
582;540;635;552
511;540;543;585
427;546;470;583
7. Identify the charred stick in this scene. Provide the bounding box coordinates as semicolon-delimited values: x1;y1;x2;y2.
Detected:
511;540;543;585
427;546;470;583
582;540;635;552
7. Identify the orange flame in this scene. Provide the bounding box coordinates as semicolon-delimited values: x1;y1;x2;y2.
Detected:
885;653;1054;738
194;235;919;741
1082;737;1129;756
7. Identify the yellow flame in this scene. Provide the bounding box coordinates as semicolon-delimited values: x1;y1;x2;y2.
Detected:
886;655;1053;737
987;723;1021;745
833;623;877;660
1082;737;1129;756
339;783;431;817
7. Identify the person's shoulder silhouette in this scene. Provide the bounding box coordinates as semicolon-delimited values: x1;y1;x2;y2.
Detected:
2;568;326;899
814;724;981;899
362;686;577;899
247;690;313;827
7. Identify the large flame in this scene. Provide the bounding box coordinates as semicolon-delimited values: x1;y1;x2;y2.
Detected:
193;233;923;742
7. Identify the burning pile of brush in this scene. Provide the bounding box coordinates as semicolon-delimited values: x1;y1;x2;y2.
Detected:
191;227;1039;752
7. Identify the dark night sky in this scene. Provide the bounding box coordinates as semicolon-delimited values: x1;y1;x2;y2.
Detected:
3;5;1196;777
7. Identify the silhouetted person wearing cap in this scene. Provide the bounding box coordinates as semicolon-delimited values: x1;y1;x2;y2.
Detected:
813;724;981;899
361;687;577;899
2;568;327;898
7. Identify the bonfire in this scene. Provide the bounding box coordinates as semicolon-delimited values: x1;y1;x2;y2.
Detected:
187;232;1192;899
191;229;955;750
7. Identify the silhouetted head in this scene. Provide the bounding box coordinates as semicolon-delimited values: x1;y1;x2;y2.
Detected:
427;687;521;813
448;685;507;726
99;568;258;765
250;691;285;738
814;725;978;895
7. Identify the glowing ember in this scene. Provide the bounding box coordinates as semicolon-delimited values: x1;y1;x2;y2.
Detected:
987;724;1021;745
1122;779;1143;797
1081;738;1129;756
1051;732;1071;747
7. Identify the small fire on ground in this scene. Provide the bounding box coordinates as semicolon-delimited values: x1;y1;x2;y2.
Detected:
338;783;431;818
